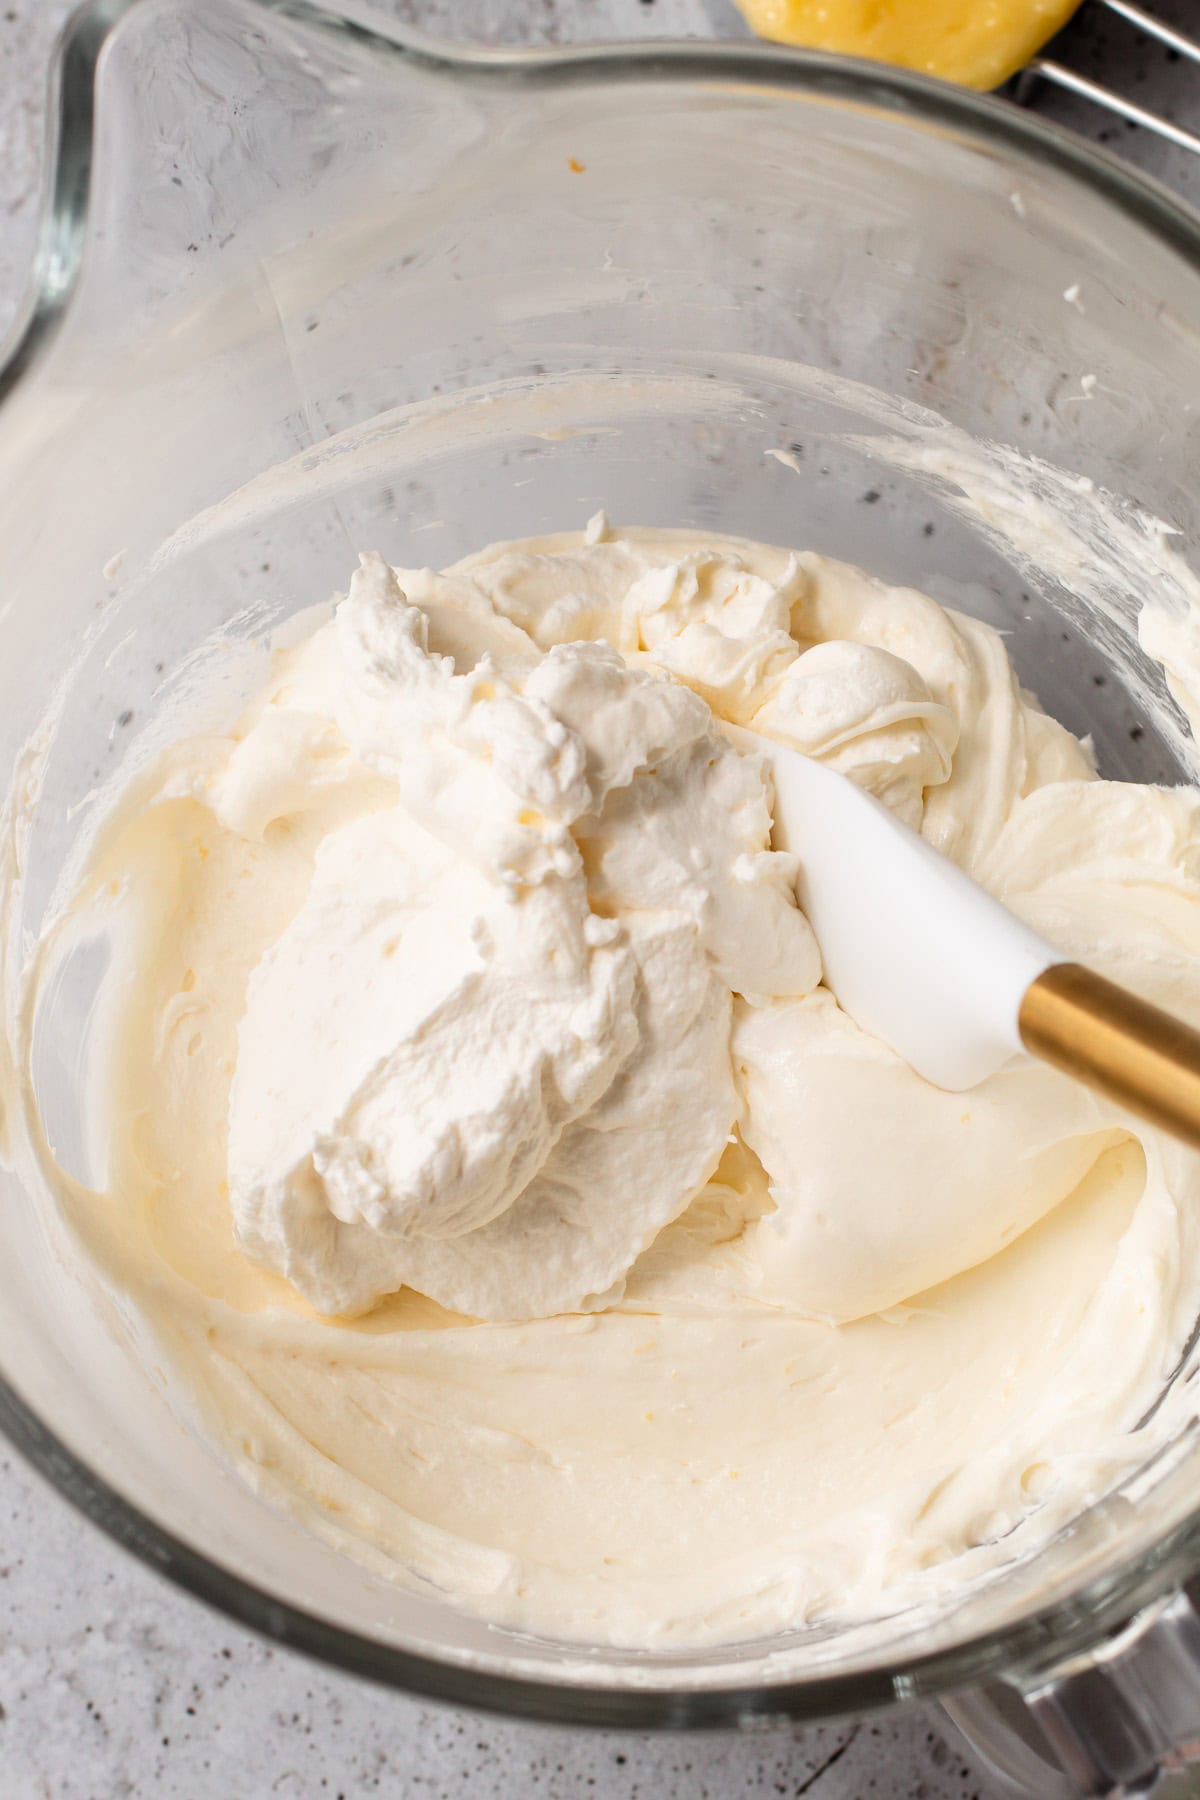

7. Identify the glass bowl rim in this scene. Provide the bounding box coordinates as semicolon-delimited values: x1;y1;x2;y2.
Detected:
5;0;1200;1727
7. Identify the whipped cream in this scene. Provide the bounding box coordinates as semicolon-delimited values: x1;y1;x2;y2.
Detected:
32;521;1200;1649
212;551;817;1320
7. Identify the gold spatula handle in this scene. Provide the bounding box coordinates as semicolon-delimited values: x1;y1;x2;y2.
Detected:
1019;962;1200;1150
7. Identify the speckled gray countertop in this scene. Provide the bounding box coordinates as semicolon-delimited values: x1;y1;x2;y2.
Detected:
2;3;1200;1796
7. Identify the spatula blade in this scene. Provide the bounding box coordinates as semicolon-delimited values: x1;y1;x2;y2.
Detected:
728;727;1057;1091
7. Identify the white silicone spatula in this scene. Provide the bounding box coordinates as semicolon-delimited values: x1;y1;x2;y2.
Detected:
727;725;1200;1148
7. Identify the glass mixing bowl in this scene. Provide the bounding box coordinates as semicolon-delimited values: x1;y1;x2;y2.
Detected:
5;2;1200;1793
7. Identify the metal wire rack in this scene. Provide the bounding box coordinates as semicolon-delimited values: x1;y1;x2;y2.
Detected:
1019;0;1200;156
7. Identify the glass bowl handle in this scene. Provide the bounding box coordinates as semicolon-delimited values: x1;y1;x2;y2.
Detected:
947;1582;1200;1796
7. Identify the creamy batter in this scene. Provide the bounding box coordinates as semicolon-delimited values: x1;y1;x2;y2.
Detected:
34;521;1200;1648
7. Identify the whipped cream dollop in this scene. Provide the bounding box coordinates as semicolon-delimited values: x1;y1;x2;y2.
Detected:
34;521;1200;1649
219;552;815;1320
